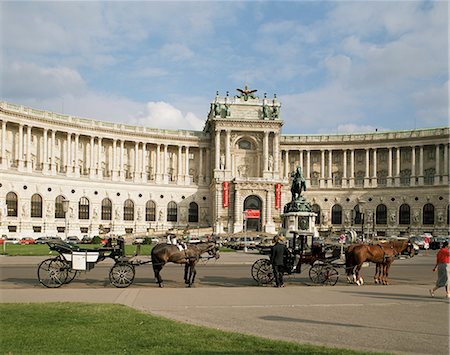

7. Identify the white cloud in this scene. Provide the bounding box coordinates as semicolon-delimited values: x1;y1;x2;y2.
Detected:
2;61;85;98
132;101;204;131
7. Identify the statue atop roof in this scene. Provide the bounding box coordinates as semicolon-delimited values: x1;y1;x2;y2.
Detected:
236;86;258;101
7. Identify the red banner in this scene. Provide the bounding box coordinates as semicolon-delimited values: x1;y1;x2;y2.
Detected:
245;209;260;219
275;183;282;209
223;181;229;207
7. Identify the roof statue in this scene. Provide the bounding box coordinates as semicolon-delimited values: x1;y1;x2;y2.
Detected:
236;86;258;101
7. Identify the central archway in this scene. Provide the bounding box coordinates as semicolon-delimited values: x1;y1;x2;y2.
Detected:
244;195;262;231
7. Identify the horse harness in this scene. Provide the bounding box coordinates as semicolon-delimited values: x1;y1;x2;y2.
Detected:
376;242;400;262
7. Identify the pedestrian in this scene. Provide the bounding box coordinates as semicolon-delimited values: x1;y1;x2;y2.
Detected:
271;235;289;288
429;241;450;298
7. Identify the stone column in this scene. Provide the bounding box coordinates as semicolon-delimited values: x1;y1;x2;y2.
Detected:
233;188;241;232
273;133;279;174
225;130;231;170
1;120;6;168
306;150;311;181
198;148;204;184
418;145;424;185
328;149;332;187
349;149;355;188
185;146;190;183
98;137;103;179
395;147;401;186
435;145;440;185
387;147;393;187
141;143;147;183
50;130;56;175
365;148;370;187
155;143;161;183
411;146;416;186
177;145;183;183
18;124;24;171
163;144;168;183
299;150;303;171
372;148;377;187
443;144;449;181
73;134;79;177
263;131;269;172
89;136;95;178
133;141;139;182
112;139;117;180
320;149;325;188
284;150;289;178
43;128;48;174
205;148;211;184
26;125;32;172
342;150;347;187
120;140;125;181
215;130;221;170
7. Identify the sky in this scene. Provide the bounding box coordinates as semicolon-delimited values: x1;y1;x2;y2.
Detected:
1;1;448;134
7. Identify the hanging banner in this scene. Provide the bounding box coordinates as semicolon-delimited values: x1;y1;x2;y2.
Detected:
223;181;229;207
275;183;282;209
245;209;260;219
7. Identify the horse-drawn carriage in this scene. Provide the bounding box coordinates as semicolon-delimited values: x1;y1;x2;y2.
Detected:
37;237;219;288
251;232;417;287
251;232;343;286
37;238;141;288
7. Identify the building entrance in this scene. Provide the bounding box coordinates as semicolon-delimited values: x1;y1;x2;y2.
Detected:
244;195;262;231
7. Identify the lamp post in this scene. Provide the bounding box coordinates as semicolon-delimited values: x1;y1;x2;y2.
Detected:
358;200;366;243
62;200;69;241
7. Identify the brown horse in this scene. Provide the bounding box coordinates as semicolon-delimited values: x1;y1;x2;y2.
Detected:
345;240;414;285
151;242;219;287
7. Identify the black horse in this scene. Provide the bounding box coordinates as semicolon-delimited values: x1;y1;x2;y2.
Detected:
151;241;219;287
291;166;306;200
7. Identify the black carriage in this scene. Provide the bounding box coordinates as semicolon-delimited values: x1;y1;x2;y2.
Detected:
251;232;343;286
37;238;142;288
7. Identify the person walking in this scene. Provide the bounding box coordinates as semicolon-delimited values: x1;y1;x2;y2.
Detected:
271;236;289;288
429;241;450;298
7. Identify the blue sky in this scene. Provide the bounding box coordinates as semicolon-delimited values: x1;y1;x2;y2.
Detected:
1;1;448;134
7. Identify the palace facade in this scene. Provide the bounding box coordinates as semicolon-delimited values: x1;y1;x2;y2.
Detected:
0;90;449;240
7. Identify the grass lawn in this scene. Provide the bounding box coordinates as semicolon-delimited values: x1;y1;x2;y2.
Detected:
1;243;235;257
0;303;381;355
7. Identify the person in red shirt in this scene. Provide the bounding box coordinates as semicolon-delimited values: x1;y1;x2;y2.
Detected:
429;241;450;298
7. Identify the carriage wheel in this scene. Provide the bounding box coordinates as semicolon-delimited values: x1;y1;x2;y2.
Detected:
251;259;269;282
256;259;275;285
109;262;135;288
38;258;69;288
322;267;339;286
309;264;325;284
64;266;79;284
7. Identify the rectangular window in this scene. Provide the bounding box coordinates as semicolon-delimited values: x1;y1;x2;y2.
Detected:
33;226;42;233
8;226;17;232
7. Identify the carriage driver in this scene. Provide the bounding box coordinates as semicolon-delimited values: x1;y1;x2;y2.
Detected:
271;236;289;287
166;234;186;251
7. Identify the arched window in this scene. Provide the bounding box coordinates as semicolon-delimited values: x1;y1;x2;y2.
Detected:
146;200;156;222
188;202;199;223
167;201;177;222
376;204;387;225
238;140;252;150
123;199;134;221
331;205;342;225
55;195;66;219
399;204;410;225
312;204;321;225
6;192;18;217
78;197;90;220
31;194;42;218
101;198;112;221
423;203;434;225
